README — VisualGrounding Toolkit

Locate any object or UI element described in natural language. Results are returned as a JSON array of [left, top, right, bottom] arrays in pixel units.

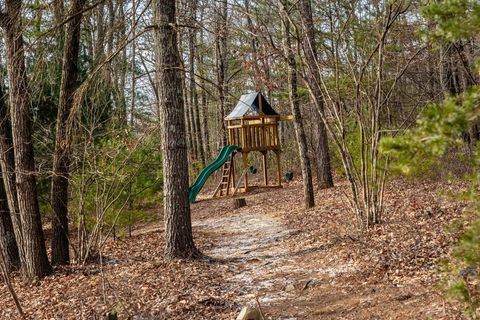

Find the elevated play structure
[[189, 92, 290, 203]]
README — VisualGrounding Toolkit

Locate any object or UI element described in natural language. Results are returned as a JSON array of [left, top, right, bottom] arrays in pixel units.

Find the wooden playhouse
[[214, 92, 291, 197]]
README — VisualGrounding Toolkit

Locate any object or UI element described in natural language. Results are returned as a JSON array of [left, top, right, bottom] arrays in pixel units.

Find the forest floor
[[0, 177, 469, 319]]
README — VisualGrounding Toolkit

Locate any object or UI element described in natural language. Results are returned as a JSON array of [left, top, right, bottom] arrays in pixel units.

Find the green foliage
[[381, 87, 480, 318], [330, 119, 361, 177], [381, 87, 480, 175], [423, 0, 480, 42], [71, 133, 162, 236], [382, 2, 480, 315], [441, 210, 480, 318]]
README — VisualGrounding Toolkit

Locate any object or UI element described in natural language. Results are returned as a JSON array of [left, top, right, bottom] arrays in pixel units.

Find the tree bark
[[93, 2, 106, 64], [189, 0, 205, 166], [280, 0, 315, 209], [51, 0, 86, 266], [439, 42, 464, 96], [0, 0, 52, 279], [0, 175, 19, 272], [215, 0, 228, 146], [183, 74, 196, 159], [0, 78, 22, 273], [197, 13, 211, 159], [154, 0, 200, 259], [200, 88, 210, 159], [298, 0, 334, 189]]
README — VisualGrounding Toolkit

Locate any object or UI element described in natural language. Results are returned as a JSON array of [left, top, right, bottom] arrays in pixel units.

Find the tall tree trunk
[[154, 0, 200, 258], [111, 1, 128, 126], [0, 81, 19, 273], [179, 29, 195, 160], [0, 79, 22, 273], [187, 90, 199, 161], [215, 0, 228, 146], [0, 0, 52, 279], [200, 86, 210, 159], [52, 0, 65, 87], [51, 0, 86, 266], [440, 43, 460, 96], [189, 0, 205, 166], [280, 1, 315, 209], [299, 0, 334, 189], [0, 175, 19, 272], [130, 0, 136, 128], [184, 75, 196, 160], [94, 2, 106, 64], [197, 14, 211, 159], [244, 0, 262, 90]]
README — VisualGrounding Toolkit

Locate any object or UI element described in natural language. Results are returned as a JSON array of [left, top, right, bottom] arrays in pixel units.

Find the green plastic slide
[[188, 145, 240, 203]]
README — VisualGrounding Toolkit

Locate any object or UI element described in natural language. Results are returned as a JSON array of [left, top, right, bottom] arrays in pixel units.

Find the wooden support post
[[233, 169, 247, 196], [258, 92, 263, 115], [276, 150, 282, 187], [241, 119, 246, 149], [226, 160, 232, 196], [261, 117, 266, 147], [231, 153, 236, 193], [227, 119, 232, 145], [242, 152, 249, 192], [262, 151, 268, 186]]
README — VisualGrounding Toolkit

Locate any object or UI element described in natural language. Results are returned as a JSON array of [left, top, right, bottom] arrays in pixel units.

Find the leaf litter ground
[[0, 178, 468, 319]]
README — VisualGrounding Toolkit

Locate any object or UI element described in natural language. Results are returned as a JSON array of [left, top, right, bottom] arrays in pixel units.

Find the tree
[[51, 0, 87, 265], [0, 177, 19, 272], [0, 0, 51, 279], [0, 70, 20, 273], [298, 0, 334, 189], [215, 0, 228, 146], [279, 0, 315, 209], [188, 0, 206, 166], [154, 0, 200, 258], [0, 76, 19, 273], [197, 4, 211, 159]]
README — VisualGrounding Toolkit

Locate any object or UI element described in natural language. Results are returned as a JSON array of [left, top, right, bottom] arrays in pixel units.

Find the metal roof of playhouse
[[225, 92, 279, 119]]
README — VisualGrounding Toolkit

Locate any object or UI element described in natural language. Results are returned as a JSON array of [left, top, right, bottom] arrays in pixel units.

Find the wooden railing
[[227, 123, 280, 152]]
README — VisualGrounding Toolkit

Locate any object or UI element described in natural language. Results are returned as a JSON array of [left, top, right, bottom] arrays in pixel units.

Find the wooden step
[[213, 155, 235, 198]]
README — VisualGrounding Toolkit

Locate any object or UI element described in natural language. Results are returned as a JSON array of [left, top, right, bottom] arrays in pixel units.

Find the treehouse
[[213, 92, 291, 197]]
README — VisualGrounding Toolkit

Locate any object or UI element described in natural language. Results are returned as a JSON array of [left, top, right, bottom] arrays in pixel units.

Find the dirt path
[[191, 181, 463, 319], [193, 199, 356, 319], [195, 212, 295, 302]]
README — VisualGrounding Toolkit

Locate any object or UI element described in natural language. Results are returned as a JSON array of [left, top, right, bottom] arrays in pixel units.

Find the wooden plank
[[262, 151, 268, 186], [261, 117, 266, 148], [276, 150, 282, 187], [232, 169, 247, 196], [274, 125, 279, 146], [268, 126, 272, 147], [226, 155, 233, 195], [213, 179, 224, 197], [241, 120, 246, 149], [242, 152, 249, 192], [231, 154, 236, 192]]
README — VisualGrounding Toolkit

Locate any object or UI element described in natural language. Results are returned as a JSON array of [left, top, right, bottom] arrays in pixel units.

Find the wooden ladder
[[213, 156, 234, 197]]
